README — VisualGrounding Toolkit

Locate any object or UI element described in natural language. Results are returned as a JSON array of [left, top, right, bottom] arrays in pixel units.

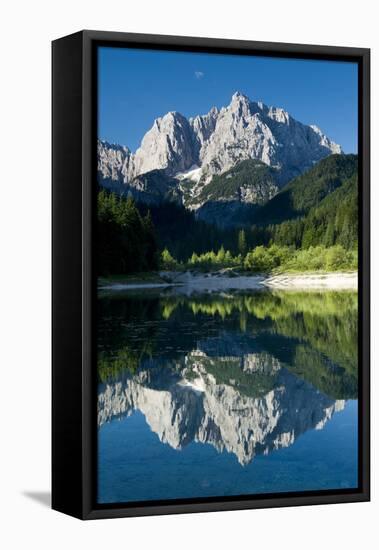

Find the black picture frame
[[52, 30, 370, 520]]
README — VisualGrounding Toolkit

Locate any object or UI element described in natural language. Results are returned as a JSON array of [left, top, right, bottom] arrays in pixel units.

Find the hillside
[[253, 154, 358, 226], [265, 161, 358, 250], [184, 158, 279, 206], [183, 158, 280, 226]]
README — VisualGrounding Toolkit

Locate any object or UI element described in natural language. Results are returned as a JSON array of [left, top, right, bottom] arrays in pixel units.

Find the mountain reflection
[[97, 289, 357, 465]]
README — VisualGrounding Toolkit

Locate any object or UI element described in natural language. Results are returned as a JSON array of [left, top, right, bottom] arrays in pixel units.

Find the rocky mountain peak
[[98, 91, 343, 207], [228, 91, 253, 117], [267, 105, 291, 124], [209, 105, 219, 116], [231, 90, 250, 104]]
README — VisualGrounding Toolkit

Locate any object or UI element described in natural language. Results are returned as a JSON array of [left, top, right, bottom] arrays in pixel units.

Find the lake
[[96, 287, 358, 504]]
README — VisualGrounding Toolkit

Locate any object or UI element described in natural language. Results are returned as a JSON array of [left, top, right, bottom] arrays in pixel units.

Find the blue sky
[[98, 47, 358, 153]]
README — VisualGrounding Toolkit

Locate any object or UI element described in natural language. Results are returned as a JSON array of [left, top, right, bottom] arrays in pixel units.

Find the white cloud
[[194, 71, 204, 79]]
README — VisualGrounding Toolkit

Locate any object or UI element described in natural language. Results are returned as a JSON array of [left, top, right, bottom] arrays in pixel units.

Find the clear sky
[[98, 46, 358, 153]]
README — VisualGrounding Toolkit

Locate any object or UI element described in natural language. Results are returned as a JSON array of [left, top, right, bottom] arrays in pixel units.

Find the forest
[[97, 190, 158, 275], [97, 154, 359, 276]]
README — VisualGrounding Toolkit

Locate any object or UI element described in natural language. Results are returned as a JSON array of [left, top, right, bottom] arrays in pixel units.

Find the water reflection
[[97, 289, 358, 499]]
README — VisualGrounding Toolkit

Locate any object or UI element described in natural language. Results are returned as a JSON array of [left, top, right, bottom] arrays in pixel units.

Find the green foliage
[[189, 158, 279, 205], [129, 169, 179, 202], [137, 200, 243, 261], [279, 244, 357, 272], [216, 245, 225, 263], [97, 190, 159, 276], [300, 175, 358, 249], [161, 290, 358, 399], [98, 290, 358, 400], [164, 242, 356, 274], [187, 247, 241, 270], [97, 155, 359, 277], [161, 248, 178, 270], [238, 229, 247, 255], [244, 244, 292, 272], [147, 156, 358, 268], [98, 338, 155, 383], [265, 174, 358, 252], [189, 355, 278, 398], [98, 346, 140, 383], [254, 154, 358, 225]]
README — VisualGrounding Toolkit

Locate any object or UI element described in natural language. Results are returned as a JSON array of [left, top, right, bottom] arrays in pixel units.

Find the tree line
[[161, 243, 357, 273], [97, 189, 158, 275], [98, 176, 358, 276]]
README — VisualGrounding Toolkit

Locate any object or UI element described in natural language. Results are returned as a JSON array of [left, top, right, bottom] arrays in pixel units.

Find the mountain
[[97, 92, 342, 214], [300, 172, 358, 249], [98, 357, 345, 466], [186, 158, 279, 226], [188, 92, 341, 185], [184, 158, 279, 206], [97, 154, 358, 267], [97, 140, 131, 186], [253, 154, 358, 226], [265, 166, 358, 250]]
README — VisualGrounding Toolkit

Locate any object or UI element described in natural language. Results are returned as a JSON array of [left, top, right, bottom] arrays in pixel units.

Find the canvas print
[[96, 47, 358, 505]]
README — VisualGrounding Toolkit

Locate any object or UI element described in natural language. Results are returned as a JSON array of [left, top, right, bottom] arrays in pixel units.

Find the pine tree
[[142, 210, 158, 270], [216, 246, 226, 264], [238, 229, 247, 256]]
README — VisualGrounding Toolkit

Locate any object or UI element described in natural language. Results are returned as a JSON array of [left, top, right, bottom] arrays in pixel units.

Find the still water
[[97, 288, 358, 504]]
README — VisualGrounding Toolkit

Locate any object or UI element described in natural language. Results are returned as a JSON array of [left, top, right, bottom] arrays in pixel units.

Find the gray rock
[[98, 91, 342, 208], [98, 352, 345, 466]]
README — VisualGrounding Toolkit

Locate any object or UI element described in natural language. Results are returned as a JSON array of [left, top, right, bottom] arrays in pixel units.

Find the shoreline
[[262, 272, 357, 290], [99, 270, 358, 292]]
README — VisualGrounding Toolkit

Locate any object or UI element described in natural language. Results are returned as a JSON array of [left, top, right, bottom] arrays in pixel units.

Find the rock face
[[97, 351, 345, 466], [98, 91, 342, 205], [97, 140, 131, 184], [134, 112, 196, 177], [195, 93, 341, 184], [184, 158, 280, 224]]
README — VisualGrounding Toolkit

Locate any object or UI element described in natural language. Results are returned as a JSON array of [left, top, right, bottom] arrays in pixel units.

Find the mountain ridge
[[98, 358, 345, 466], [98, 91, 342, 211], [253, 153, 358, 226]]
